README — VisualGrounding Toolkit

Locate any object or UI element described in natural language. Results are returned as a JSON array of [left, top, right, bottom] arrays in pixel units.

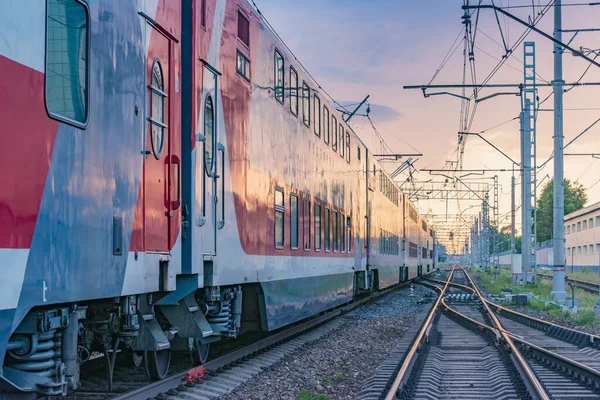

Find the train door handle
[[168, 154, 181, 210]]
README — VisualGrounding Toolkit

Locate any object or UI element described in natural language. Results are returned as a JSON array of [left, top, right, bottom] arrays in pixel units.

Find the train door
[[144, 24, 174, 254], [199, 63, 220, 257]]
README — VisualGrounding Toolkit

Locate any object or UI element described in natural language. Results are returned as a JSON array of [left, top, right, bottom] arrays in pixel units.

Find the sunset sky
[[255, 0, 600, 249]]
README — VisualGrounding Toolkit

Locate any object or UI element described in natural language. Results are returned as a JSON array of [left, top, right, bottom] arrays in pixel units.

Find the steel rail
[[537, 272, 600, 293], [110, 271, 438, 400], [461, 267, 550, 400], [383, 266, 455, 400]]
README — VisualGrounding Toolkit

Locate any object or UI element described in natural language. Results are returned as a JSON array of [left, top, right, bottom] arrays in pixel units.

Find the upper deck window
[[314, 95, 321, 137], [236, 51, 250, 81], [238, 11, 250, 47], [45, 0, 89, 127], [339, 125, 344, 158], [332, 116, 338, 151], [346, 132, 350, 163], [323, 107, 330, 144], [302, 82, 310, 127], [290, 68, 298, 116], [274, 50, 284, 104]]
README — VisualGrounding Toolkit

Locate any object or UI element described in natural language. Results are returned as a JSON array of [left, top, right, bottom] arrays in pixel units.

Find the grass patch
[[298, 388, 329, 400], [471, 268, 600, 328], [566, 268, 600, 284]]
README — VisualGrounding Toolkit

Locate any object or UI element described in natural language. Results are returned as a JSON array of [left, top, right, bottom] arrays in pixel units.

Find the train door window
[[148, 59, 166, 159], [204, 95, 215, 175], [324, 208, 331, 251], [237, 10, 250, 47], [323, 107, 330, 144], [200, 0, 207, 27], [290, 67, 298, 116], [302, 82, 310, 127], [347, 215, 352, 253], [314, 204, 322, 251], [346, 132, 350, 163], [290, 194, 298, 249], [45, 0, 89, 127], [379, 230, 383, 255], [274, 188, 284, 249], [274, 50, 284, 104], [303, 198, 311, 250], [332, 116, 338, 151], [236, 51, 250, 81], [339, 125, 344, 158], [333, 211, 338, 252], [341, 214, 346, 252], [314, 95, 321, 136]]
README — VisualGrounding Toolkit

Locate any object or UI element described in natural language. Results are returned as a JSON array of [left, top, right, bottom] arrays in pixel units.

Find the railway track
[[360, 266, 600, 400], [64, 273, 432, 400], [537, 272, 600, 294]]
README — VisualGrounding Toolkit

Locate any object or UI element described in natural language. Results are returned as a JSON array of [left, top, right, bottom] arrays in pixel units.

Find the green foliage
[[298, 389, 329, 400], [536, 179, 587, 243]]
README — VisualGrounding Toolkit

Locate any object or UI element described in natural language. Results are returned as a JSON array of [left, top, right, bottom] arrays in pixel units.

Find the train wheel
[[191, 339, 210, 365], [144, 349, 171, 381]]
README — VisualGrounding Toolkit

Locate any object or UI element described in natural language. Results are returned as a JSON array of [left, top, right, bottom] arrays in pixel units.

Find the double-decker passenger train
[[0, 0, 436, 397]]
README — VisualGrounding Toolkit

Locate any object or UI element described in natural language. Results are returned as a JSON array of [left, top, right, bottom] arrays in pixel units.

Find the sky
[[254, 0, 600, 251]]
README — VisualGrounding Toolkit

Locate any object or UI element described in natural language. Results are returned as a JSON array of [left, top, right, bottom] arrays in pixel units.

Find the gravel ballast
[[218, 284, 434, 400]]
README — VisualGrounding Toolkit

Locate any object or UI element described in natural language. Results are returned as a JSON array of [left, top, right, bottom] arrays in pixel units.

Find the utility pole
[[552, 0, 568, 300], [511, 174, 517, 284]]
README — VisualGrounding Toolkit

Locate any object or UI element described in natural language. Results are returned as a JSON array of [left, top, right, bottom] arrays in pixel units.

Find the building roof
[[565, 201, 600, 221]]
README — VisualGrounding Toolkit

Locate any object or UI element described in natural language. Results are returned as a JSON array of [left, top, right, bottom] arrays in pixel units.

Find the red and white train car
[[0, 0, 435, 397]]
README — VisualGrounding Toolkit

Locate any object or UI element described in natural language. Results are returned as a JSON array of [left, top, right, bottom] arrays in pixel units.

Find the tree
[[536, 179, 587, 243]]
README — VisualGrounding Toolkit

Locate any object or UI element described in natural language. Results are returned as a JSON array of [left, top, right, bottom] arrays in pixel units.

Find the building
[[565, 201, 600, 269]]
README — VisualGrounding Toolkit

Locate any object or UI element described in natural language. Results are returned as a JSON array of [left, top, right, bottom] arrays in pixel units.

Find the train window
[[314, 95, 321, 136], [238, 11, 250, 47], [341, 214, 346, 252], [149, 59, 166, 159], [347, 215, 352, 253], [45, 0, 89, 127], [409, 242, 418, 258], [324, 208, 331, 251], [339, 125, 344, 158], [200, 0, 207, 27], [332, 116, 338, 151], [290, 67, 298, 116], [302, 82, 310, 127], [204, 95, 215, 175], [274, 50, 284, 104], [303, 198, 311, 250], [314, 204, 322, 251], [236, 51, 250, 81], [291, 194, 299, 249], [357, 146, 361, 161], [275, 188, 284, 248], [346, 132, 350, 163], [323, 107, 330, 144], [333, 211, 338, 252]]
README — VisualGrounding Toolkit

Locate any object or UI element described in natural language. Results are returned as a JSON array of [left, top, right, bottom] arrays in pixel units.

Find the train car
[[0, 0, 435, 397]]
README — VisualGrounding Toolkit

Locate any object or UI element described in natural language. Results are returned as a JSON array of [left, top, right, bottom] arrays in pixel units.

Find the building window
[[237, 11, 250, 47], [341, 214, 346, 252], [597, 244, 600, 253], [583, 220, 588, 230], [577, 222, 581, 231], [590, 244, 595, 254], [323, 107, 330, 144], [303, 198, 311, 251], [314, 204, 322, 251], [332, 116, 338, 151], [590, 218, 594, 228], [596, 217, 600, 228], [567, 225, 571, 234], [333, 211, 339, 252], [578, 246, 582, 254], [339, 125, 344, 158], [302, 82, 310, 127], [236, 50, 250, 81], [346, 132, 351, 163], [45, 0, 89, 127], [274, 50, 284, 104], [324, 208, 331, 251], [290, 67, 298, 116], [583, 245, 588, 254], [567, 247, 571, 257], [290, 194, 298, 249], [274, 188, 284, 248], [314, 95, 321, 136]]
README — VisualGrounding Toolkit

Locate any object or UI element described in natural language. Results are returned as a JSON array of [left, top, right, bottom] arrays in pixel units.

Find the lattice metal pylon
[[521, 41, 537, 283], [481, 195, 490, 271], [492, 175, 499, 268]]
